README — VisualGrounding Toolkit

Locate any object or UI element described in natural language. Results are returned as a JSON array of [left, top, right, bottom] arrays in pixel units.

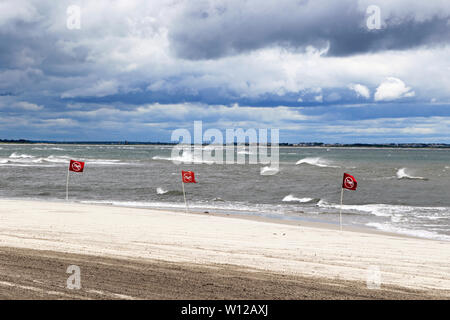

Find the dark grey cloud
[[327, 17, 450, 56], [169, 0, 450, 60]]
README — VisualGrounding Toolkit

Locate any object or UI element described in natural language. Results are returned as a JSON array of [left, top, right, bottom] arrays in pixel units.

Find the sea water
[[0, 144, 449, 241]]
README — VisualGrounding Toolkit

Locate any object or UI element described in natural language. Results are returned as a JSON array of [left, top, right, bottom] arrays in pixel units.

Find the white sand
[[0, 199, 449, 294]]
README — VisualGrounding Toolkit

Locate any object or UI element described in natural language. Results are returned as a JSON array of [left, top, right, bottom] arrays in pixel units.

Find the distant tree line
[[0, 139, 449, 148], [0, 139, 31, 143]]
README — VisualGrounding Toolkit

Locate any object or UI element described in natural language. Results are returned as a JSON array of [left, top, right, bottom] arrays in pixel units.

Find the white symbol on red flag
[[342, 173, 357, 190], [181, 170, 197, 183], [69, 160, 85, 173]]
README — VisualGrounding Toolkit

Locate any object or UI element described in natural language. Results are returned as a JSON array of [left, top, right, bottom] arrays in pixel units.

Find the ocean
[[0, 144, 449, 241]]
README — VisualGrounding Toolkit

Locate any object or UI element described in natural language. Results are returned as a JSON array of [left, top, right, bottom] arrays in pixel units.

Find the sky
[[0, 0, 449, 143]]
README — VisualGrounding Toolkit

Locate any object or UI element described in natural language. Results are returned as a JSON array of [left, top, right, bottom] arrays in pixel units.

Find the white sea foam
[[9, 153, 34, 159], [203, 145, 222, 151], [366, 222, 450, 241], [156, 187, 168, 194], [260, 166, 279, 175], [237, 148, 255, 155], [317, 201, 446, 218], [88, 159, 127, 165], [45, 155, 70, 163], [80, 200, 287, 215], [396, 168, 427, 180], [31, 146, 65, 151], [295, 157, 338, 168], [153, 149, 214, 164], [317, 201, 395, 217], [282, 195, 314, 203], [0, 154, 128, 167]]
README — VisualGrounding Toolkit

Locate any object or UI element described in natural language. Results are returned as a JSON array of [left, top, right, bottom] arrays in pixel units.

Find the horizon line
[[1, 139, 450, 147]]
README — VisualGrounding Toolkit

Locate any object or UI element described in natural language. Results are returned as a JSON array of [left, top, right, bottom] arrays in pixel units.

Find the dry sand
[[0, 199, 449, 299]]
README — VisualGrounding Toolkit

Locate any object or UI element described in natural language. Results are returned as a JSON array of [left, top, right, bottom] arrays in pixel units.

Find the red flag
[[181, 170, 197, 183], [69, 160, 85, 173], [342, 173, 357, 190]]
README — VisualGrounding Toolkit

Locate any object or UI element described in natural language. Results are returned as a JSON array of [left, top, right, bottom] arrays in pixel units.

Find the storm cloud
[[169, 0, 450, 59]]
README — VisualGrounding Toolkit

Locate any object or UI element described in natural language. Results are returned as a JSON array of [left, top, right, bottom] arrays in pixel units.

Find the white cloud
[[0, 97, 43, 111], [0, 0, 40, 27], [60, 102, 315, 131], [61, 80, 119, 98], [39, 118, 78, 127], [321, 116, 450, 136], [14, 101, 44, 111], [349, 84, 370, 99], [374, 77, 415, 101]]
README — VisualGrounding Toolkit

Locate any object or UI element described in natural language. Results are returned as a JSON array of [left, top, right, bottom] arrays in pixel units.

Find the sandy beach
[[0, 199, 449, 299]]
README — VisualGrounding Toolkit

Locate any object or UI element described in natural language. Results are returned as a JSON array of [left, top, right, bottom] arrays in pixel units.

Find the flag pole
[[66, 169, 70, 201], [339, 187, 344, 231], [181, 178, 188, 213]]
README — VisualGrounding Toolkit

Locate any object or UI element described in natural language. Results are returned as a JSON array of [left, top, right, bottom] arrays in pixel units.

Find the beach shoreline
[[0, 199, 449, 299], [79, 199, 425, 239], [1, 197, 425, 240]]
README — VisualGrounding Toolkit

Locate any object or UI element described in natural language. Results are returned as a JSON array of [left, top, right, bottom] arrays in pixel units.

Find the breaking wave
[[156, 187, 168, 194], [0, 153, 129, 167], [317, 200, 447, 218], [260, 166, 279, 175], [366, 222, 450, 241], [296, 157, 338, 168], [237, 148, 256, 155], [282, 195, 315, 203], [396, 168, 427, 180], [80, 199, 286, 215], [152, 149, 214, 164], [9, 153, 34, 159]]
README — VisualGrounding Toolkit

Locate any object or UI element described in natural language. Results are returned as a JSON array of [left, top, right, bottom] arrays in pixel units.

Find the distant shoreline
[[1, 140, 450, 148]]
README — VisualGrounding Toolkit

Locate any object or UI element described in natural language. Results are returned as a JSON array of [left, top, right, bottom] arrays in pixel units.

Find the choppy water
[[0, 144, 449, 241]]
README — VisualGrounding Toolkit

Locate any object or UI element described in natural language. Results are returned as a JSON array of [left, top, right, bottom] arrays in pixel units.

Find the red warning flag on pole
[[181, 170, 196, 214], [342, 173, 357, 190], [66, 160, 85, 201], [69, 160, 85, 173], [339, 173, 357, 231], [181, 170, 197, 183]]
